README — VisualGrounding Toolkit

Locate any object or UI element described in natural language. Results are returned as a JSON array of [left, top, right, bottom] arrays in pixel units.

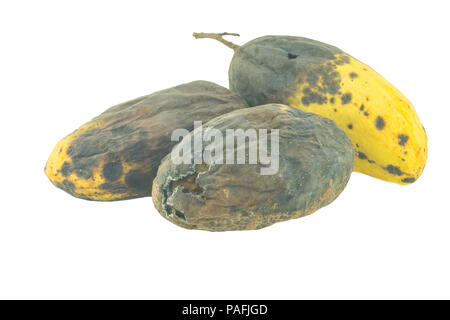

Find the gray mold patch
[[229, 36, 348, 107]]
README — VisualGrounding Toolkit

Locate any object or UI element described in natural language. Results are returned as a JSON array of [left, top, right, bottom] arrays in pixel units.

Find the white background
[[0, 0, 449, 299]]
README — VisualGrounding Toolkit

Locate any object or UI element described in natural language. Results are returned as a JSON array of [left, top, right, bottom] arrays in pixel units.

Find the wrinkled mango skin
[[45, 81, 249, 200], [152, 104, 354, 231], [229, 36, 427, 184]]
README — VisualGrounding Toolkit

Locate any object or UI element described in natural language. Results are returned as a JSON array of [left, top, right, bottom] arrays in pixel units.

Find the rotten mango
[[152, 104, 354, 231], [194, 33, 427, 184], [45, 81, 249, 200]]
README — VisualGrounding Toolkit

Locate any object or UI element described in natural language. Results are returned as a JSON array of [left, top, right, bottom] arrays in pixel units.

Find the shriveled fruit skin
[[152, 104, 354, 231], [45, 81, 249, 200], [229, 36, 427, 184]]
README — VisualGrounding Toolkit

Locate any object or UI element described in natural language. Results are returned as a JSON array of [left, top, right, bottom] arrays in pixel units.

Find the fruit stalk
[[192, 32, 240, 51]]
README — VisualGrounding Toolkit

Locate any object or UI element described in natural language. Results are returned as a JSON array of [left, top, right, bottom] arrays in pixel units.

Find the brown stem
[[192, 32, 240, 52]]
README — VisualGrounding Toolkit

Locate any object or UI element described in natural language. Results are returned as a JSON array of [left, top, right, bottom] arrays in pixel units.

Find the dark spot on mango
[[330, 97, 335, 104], [375, 116, 385, 130], [402, 177, 416, 183], [334, 108, 337, 112], [125, 170, 151, 193], [385, 165, 403, 176], [341, 93, 352, 104], [357, 152, 367, 160], [360, 105, 364, 111], [103, 161, 123, 181], [287, 53, 298, 59], [368, 160, 375, 164], [347, 124, 353, 129], [398, 134, 409, 146], [301, 88, 327, 106], [174, 210, 186, 220], [301, 96, 309, 106], [66, 129, 105, 158], [61, 162, 73, 177], [349, 72, 358, 79], [364, 112, 369, 117], [298, 63, 341, 96]]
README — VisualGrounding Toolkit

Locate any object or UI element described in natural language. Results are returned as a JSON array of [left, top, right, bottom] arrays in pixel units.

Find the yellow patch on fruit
[[44, 121, 147, 200], [287, 54, 427, 184]]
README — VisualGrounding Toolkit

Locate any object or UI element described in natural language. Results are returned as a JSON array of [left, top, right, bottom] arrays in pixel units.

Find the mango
[[45, 81, 249, 200], [194, 33, 427, 184], [152, 104, 354, 231]]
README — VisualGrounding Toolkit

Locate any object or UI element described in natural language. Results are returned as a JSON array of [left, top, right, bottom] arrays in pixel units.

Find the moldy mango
[[45, 81, 249, 200], [194, 32, 427, 184]]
